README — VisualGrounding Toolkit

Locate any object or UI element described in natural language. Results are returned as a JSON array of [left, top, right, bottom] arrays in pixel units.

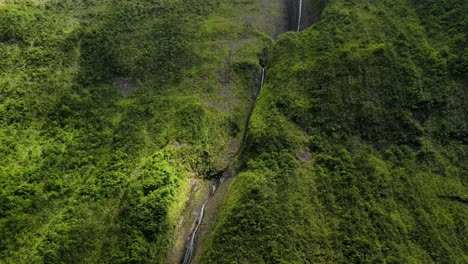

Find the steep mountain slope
[[0, 0, 276, 262], [202, 0, 467, 263], [1, 0, 466, 263]]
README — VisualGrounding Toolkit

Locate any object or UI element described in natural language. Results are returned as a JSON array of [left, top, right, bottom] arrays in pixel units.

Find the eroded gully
[[181, 67, 266, 264], [180, 1, 309, 263]]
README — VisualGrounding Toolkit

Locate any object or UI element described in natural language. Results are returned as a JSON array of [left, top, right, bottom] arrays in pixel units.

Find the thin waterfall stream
[[180, 0, 310, 261], [182, 201, 208, 264], [297, 0, 303, 31], [181, 67, 266, 264], [260, 67, 265, 94]]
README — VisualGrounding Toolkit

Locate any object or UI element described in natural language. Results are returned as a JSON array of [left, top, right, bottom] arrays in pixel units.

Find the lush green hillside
[[202, 0, 467, 263], [0, 0, 272, 262], [1, 0, 466, 263]]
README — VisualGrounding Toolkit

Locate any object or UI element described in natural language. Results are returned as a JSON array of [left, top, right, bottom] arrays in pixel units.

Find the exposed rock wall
[[286, 0, 323, 31]]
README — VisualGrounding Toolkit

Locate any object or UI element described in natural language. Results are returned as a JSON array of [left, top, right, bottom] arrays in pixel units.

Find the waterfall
[[297, 0, 303, 31], [260, 67, 265, 91], [254, 68, 266, 97], [182, 201, 209, 264], [180, 66, 266, 264]]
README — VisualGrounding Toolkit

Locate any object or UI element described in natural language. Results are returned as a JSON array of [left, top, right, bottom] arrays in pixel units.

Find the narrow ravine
[[181, 67, 266, 264], [179, 0, 319, 262], [182, 201, 207, 264], [240, 67, 266, 152]]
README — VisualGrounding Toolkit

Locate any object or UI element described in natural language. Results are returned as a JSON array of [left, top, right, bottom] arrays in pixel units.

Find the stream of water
[[181, 67, 266, 264], [297, 0, 303, 31], [260, 67, 265, 93], [182, 201, 208, 264], [180, 0, 313, 261]]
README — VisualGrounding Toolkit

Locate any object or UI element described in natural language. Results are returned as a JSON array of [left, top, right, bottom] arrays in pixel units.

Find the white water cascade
[[182, 201, 208, 264], [181, 66, 266, 264], [297, 0, 303, 31], [260, 67, 265, 93]]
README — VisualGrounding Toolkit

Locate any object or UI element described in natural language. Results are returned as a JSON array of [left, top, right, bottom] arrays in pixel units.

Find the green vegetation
[[1, 0, 466, 263], [0, 0, 271, 262], [202, 0, 467, 263]]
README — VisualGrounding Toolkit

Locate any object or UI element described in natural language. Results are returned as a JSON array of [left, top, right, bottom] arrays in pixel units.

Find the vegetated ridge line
[[297, 0, 303, 31]]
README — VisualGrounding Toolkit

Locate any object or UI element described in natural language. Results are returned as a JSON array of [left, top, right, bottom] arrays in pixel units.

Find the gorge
[[179, 1, 319, 262], [0, 0, 466, 263]]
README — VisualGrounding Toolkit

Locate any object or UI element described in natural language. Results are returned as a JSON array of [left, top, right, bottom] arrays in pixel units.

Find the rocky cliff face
[[286, 0, 323, 31]]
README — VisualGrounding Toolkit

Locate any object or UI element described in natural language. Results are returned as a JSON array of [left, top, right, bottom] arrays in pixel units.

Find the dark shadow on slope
[[286, 0, 324, 31]]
